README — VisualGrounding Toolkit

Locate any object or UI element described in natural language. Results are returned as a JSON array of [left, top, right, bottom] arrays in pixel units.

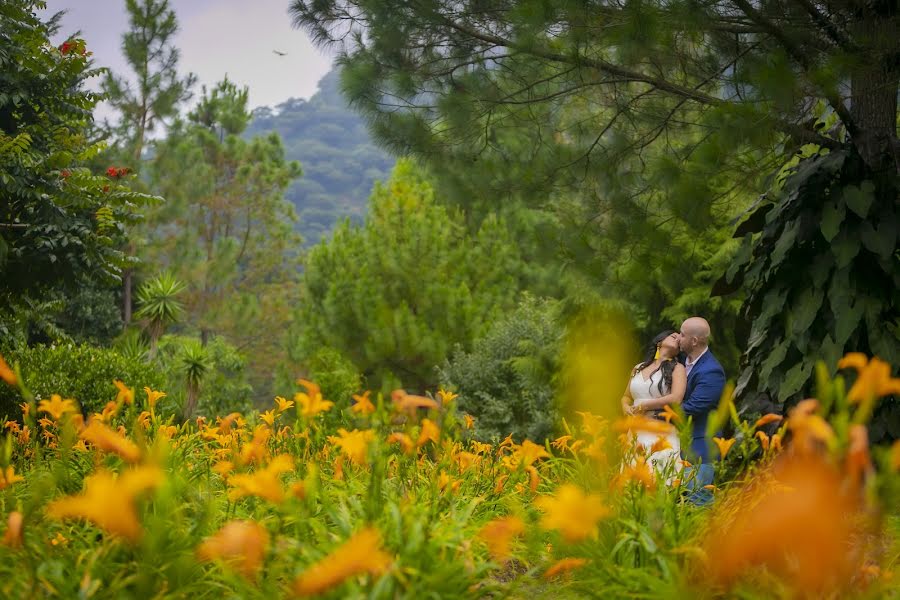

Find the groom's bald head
[[679, 316, 710, 356]]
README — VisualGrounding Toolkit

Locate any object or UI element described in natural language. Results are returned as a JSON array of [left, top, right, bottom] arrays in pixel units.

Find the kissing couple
[[620, 316, 727, 505]]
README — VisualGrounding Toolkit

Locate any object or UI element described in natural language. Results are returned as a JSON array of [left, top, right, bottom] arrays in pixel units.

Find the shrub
[[439, 295, 562, 443], [0, 343, 164, 417]]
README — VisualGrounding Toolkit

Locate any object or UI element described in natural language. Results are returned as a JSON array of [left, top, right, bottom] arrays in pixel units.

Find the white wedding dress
[[628, 366, 681, 475]]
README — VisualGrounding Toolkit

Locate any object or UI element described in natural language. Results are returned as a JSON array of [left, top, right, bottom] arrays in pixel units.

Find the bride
[[620, 330, 686, 474]]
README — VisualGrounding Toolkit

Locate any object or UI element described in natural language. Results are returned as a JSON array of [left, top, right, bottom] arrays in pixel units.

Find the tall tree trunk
[[123, 269, 133, 326], [848, 4, 899, 174]]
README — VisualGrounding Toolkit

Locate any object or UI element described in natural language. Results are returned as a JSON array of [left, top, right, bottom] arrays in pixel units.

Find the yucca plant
[[178, 340, 210, 419], [135, 273, 186, 359]]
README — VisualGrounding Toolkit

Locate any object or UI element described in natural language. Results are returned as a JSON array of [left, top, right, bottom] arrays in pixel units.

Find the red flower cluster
[[60, 169, 71, 179], [59, 39, 88, 57], [106, 167, 130, 178]]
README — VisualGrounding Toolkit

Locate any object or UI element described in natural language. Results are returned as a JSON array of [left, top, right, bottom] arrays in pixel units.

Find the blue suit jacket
[[680, 350, 726, 463]]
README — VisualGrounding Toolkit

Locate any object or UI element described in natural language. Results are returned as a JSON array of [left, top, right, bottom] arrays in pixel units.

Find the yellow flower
[[79, 420, 141, 463], [158, 425, 178, 439], [351, 391, 375, 415], [295, 380, 334, 418], [0, 354, 16, 387], [38, 394, 77, 420], [576, 412, 606, 437], [713, 437, 736, 459], [535, 484, 610, 543], [416, 418, 441, 448], [544, 557, 589, 579], [650, 435, 672, 453], [437, 388, 459, 404], [50, 532, 68, 547], [197, 520, 270, 580], [754, 413, 783, 428], [787, 406, 835, 454], [454, 451, 480, 472], [838, 354, 900, 403], [478, 516, 525, 561], [463, 414, 475, 430], [755, 430, 770, 451], [137, 411, 151, 430], [260, 410, 277, 427], [615, 457, 655, 490], [274, 396, 295, 412], [113, 380, 134, 405], [614, 415, 674, 436], [0, 466, 24, 490], [2, 511, 23, 548], [328, 429, 375, 465], [551, 435, 573, 452], [387, 432, 415, 455], [143, 387, 166, 410], [46, 465, 164, 542], [438, 470, 461, 493], [292, 527, 392, 596], [228, 454, 294, 504]]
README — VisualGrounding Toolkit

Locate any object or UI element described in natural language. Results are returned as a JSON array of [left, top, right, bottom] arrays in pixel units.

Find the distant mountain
[[246, 67, 395, 245]]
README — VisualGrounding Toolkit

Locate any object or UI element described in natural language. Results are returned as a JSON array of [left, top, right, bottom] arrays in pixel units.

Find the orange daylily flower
[[328, 429, 375, 465], [79, 420, 141, 463], [660, 404, 681, 424], [576, 411, 606, 437], [755, 430, 770, 451], [228, 454, 294, 504], [845, 424, 873, 485], [0, 354, 16, 386], [392, 390, 439, 413], [137, 411, 151, 429], [197, 520, 270, 580], [713, 437, 736, 459], [544, 557, 590, 579], [351, 391, 375, 415], [754, 413, 783, 428], [295, 380, 334, 418], [0, 466, 24, 490], [463, 414, 475, 430], [478, 516, 525, 561], [260, 410, 277, 427], [46, 465, 164, 542], [650, 435, 672, 453], [274, 396, 295, 413], [616, 457, 656, 490], [416, 418, 440, 448], [535, 484, 610, 542], [113, 380, 134, 405], [436, 389, 459, 404], [2, 511, 23, 548], [551, 435, 573, 452], [291, 527, 392, 596], [38, 394, 77, 420], [387, 432, 414, 455], [837, 354, 900, 403], [143, 387, 166, 410], [614, 415, 675, 436]]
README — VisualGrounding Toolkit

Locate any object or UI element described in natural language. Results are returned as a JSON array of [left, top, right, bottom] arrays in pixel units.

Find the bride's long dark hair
[[633, 330, 677, 395]]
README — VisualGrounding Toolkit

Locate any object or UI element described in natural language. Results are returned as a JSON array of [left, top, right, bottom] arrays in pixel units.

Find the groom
[[678, 316, 726, 505]]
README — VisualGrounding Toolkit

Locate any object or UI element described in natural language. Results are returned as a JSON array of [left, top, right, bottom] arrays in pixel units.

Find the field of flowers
[[0, 352, 898, 599]]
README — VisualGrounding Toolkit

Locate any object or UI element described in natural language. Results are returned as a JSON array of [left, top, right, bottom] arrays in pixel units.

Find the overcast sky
[[43, 0, 335, 116]]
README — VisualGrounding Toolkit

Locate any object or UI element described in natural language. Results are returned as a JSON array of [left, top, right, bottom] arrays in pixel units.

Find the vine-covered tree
[[291, 0, 899, 415], [287, 159, 521, 391]]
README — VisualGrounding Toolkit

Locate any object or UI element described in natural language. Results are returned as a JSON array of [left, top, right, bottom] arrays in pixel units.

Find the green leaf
[[770, 220, 799, 268], [819, 200, 844, 242], [778, 359, 813, 399], [791, 286, 824, 336], [860, 219, 897, 261], [831, 230, 860, 268], [759, 338, 789, 382], [842, 181, 874, 218]]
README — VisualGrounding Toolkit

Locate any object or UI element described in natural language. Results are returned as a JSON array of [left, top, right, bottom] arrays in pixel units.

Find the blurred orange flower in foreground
[[0, 354, 17, 386], [79, 420, 141, 463], [292, 527, 392, 596], [478, 516, 525, 561], [702, 454, 873, 594], [2, 512, 23, 548], [46, 466, 164, 542], [535, 484, 610, 542], [544, 557, 589, 579], [197, 520, 269, 580], [838, 353, 900, 403]]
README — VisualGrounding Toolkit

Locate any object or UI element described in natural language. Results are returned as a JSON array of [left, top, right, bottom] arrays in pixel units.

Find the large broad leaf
[[791, 286, 824, 336], [770, 221, 799, 269], [843, 180, 875, 218], [834, 298, 865, 346], [778, 359, 814, 399], [817, 334, 841, 372], [860, 218, 897, 261], [819, 200, 844, 242], [759, 338, 790, 382], [831, 229, 861, 268]]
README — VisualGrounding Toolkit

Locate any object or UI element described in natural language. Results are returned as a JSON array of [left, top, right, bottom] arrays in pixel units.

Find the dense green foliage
[[440, 296, 562, 443], [0, 343, 163, 417], [0, 0, 156, 341], [247, 68, 394, 245], [291, 0, 900, 418], [287, 159, 521, 392]]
